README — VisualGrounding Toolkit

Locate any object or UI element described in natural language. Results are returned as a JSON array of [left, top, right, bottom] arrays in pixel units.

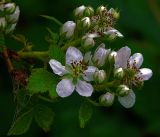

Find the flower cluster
[[49, 5, 153, 108], [0, 1, 20, 34]]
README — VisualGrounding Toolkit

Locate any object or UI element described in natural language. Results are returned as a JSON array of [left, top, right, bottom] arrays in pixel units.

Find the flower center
[[124, 60, 144, 87], [71, 60, 87, 77], [90, 10, 116, 34]]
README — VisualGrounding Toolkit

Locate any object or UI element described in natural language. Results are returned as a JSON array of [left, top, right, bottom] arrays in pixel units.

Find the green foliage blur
[[0, 0, 160, 137]]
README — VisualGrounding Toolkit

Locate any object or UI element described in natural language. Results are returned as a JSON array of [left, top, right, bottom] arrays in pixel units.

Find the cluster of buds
[[0, 1, 20, 34], [60, 5, 123, 48], [49, 5, 153, 109]]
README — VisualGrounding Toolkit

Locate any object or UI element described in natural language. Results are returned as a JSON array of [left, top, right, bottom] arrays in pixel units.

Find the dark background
[[0, 0, 160, 137]]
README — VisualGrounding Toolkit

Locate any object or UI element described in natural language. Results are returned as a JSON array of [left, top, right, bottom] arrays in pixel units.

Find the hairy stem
[[18, 51, 48, 60]]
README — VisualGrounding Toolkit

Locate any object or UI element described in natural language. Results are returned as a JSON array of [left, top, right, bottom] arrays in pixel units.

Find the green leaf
[[27, 68, 57, 98], [49, 44, 65, 64], [35, 105, 54, 132], [7, 109, 33, 136], [79, 101, 93, 128]]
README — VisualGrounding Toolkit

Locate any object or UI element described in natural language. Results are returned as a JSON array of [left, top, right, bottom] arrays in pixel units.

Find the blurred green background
[[1, 0, 160, 137]]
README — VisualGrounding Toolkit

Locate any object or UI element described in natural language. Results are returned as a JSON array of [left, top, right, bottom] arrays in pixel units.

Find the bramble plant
[[0, 1, 153, 135]]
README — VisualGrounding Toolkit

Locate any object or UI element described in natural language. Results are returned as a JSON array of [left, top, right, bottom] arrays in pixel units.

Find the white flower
[[92, 43, 111, 66], [6, 6, 20, 24], [81, 17, 91, 28], [115, 46, 153, 84], [74, 5, 86, 18], [60, 21, 76, 38], [115, 46, 152, 108], [104, 27, 123, 38], [49, 47, 97, 97]]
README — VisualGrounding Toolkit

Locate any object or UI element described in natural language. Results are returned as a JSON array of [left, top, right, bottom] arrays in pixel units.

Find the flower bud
[[81, 36, 95, 48], [108, 8, 120, 19], [93, 44, 111, 67], [74, 5, 86, 18], [108, 51, 117, 63], [94, 70, 106, 83], [114, 68, 124, 79], [84, 6, 94, 17], [117, 85, 130, 96], [99, 92, 115, 107], [60, 21, 76, 38], [0, 17, 6, 30], [96, 5, 107, 14], [81, 17, 91, 28], [4, 3, 16, 14], [6, 6, 20, 24]]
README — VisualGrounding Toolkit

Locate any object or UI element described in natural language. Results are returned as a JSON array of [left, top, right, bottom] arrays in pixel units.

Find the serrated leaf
[[7, 109, 33, 136], [27, 68, 57, 98], [79, 101, 93, 128], [49, 44, 65, 64], [35, 105, 54, 132]]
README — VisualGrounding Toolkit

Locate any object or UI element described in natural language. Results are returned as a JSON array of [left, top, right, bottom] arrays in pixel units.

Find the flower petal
[[115, 46, 131, 69], [118, 90, 136, 108], [66, 47, 83, 65], [56, 79, 75, 97], [49, 59, 68, 76], [104, 28, 123, 38], [76, 79, 93, 97], [83, 66, 97, 81], [139, 68, 153, 81], [93, 43, 110, 66], [129, 53, 143, 68]]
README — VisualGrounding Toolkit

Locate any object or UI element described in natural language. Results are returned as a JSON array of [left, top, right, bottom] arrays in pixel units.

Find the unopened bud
[[74, 5, 86, 18], [81, 36, 95, 48], [4, 3, 16, 14], [108, 51, 117, 63], [81, 17, 91, 28], [84, 6, 94, 17], [99, 92, 115, 107], [114, 68, 124, 79], [0, 17, 6, 30], [96, 5, 107, 14], [94, 70, 106, 83], [108, 8, 120, 19], [104, 28, 123, 40], [60, 21, 76, 38], [6, 6, 20, 24], [117, 85, 130, 96]]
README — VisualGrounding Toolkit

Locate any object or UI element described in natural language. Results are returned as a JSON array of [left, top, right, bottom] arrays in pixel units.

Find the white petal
[[49, 59, 68, 76], [115, 46, 131, 69], [66, 47, 83, 65], [118, 90, 136, 108], [87, 33, 100, 38], [76, 80, 93, 97], [56, 79, 75, 97], [104, 28, 123, 37], [75, 5, 86, 16], [139, 68, 153, 81], [129, 53, 143, 68], [93, 44, 110, 66], [83, 66, 97, 81]]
